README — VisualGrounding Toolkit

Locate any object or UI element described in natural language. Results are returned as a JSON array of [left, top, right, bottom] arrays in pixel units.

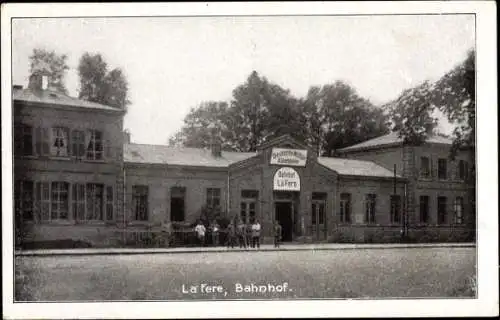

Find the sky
[[12, 15, 475, 145]]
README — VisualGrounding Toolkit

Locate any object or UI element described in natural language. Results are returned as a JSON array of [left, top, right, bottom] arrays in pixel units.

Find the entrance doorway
[[312, 192, 327, 241], [275, 202, 293, 242]]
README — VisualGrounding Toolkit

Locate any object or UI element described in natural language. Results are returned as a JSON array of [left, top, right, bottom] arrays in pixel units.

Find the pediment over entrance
[[256, 134, 318, 166], [257, 134, 314, 154]]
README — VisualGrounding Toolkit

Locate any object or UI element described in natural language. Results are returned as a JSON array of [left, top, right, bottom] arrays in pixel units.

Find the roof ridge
[[318, 156, 377, 163], [125, 143, 257, 154]]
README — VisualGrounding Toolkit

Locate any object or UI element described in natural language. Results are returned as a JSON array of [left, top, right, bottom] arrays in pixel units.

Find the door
[[275, 202, 293, 241], [312, 192, 327, 241]]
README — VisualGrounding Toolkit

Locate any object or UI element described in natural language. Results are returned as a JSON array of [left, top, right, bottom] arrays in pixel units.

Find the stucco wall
[[124, 165, 228, 226]]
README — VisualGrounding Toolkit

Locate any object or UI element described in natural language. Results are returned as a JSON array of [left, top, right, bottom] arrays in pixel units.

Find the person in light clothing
[[210, 220, 220, 246], [194, 220, 206, 247], [251, 219, 262, 249]]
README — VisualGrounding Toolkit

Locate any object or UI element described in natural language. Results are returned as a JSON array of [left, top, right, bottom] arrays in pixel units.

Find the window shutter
[[42, 128, 50, 155], [67, 129, 72, 157], [430, 158, 435, 178], [105, 133, 112, 160]]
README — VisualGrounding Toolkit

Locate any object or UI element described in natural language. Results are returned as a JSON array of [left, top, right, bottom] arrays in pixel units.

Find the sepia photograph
[[2, 2, 498, 319]]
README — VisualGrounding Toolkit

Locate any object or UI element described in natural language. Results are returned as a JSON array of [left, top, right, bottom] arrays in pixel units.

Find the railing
[[118, 229, 233, 248]]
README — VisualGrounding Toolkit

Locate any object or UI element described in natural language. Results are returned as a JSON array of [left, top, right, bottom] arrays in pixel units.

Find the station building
[[13, 76, 475, 247]]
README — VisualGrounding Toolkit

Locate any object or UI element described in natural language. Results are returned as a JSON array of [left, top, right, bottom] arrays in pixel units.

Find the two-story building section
[[13, 74, 126, 247], [337, 131, 475, 242], [13, 78, 474, 247]]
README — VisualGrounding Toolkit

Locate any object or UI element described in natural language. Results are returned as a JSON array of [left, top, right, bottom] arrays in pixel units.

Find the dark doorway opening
[[170, 187, 186, 222], [275, 202, 293, 241]]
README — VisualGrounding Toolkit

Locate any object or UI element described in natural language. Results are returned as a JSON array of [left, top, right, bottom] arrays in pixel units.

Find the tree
[[303, 81, 390, 156], [102, 68, 130, 110], [169, 101, 234, 150], [171, 71, 302, 152], [29, 48, 69, 94], [387, 80, 439, 145], [77, 52, 130, 110], [77, 52, 107, 102], [431, 49, 475, 158], [388, 48, 475, 157]]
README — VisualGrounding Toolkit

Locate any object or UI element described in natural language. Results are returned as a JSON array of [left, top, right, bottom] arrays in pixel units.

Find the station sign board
[[270, 148, 307, 167], [273, 167, 300, 191]]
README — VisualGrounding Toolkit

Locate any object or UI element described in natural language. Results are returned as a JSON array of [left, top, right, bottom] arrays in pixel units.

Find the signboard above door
[[273, 167, 301, 191], [270, 148, 307, 167]]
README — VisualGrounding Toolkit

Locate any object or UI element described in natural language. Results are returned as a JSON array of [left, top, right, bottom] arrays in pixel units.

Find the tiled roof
[[318, 157, 401, 178], [124, 143, 257, 167], [125, 143, 399, 178], [13, 87, 121, 112], [338, 131, 453, 152]]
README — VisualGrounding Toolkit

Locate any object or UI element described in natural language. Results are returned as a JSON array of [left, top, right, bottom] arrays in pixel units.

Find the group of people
[[193, 219, 283, 249]]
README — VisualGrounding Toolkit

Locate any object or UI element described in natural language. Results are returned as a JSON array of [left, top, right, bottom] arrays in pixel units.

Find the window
[[390, 195, 402, 224], [170, 186, 186, 222], [365, 194, 376, 224], [35, 182, 51, 222], [72, 183, 86, 221], [133, 185, 148, 221], [86, 183, 104, 221], [50, 127, 69, 157], [86, 130, 103, 160], [71, 130, 86, 158], [35, 127, 50, 156], [419, 195, 429, 224], [72, 184, 112, 222], [339, 193, 351, 223], [51, 182, 69, 220], [420, 156, 431, 179], [206, 188, 221, 209], [454, 197, 464, 224], [106, 186, 114, 221], [14, 180, 34, 221], [458, 160, 468, 181], [437, 196, 447, 225], [438, 158, 447, 180], [15, 125, 34, 156], [312, 192, 326, 225], [240, 190, 258, 223]]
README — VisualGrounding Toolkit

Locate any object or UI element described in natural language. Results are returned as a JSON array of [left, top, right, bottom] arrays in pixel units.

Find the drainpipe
[[227, 170, 230, 219], [122, 167, 126, 244], [403, 180, 408, 238]]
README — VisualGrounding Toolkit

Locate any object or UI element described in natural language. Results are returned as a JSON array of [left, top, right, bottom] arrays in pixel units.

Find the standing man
[[194, 220, 206, 247], [274, 220, 282, 248], [237, 220, 247, 248], [227, 220, 237, 249], [210, 220, 220, 246], [251, 219, 262, 249]]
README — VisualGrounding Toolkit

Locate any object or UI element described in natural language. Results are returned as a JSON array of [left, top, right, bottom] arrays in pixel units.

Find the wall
[[340, 147, 403, 174], [124, 164, 228, 227], [339, 143, 475, 242], [331, 176, 406, 242], [14, 101, 125, 246]]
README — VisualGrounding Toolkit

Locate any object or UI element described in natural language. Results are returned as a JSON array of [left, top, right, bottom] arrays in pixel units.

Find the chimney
[[210, 133, 222, 158], [28, 74, 42, 91], [28, 74, 49, 91], [123, 130, 131, 144], [211, 142, 222, 157], [42, 75, 48, 90]]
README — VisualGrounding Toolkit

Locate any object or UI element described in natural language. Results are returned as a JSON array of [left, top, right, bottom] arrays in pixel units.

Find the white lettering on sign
[[273, 167, 300, 191], [270, 148, 307, 167]]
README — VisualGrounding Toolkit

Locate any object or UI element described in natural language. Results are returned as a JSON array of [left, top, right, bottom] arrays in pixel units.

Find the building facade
[[13, 80, 475, 247]]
